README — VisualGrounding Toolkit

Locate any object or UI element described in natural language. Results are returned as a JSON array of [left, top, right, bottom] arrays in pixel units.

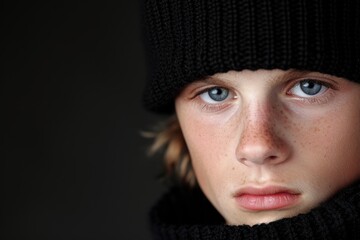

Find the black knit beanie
[[141, 0, 360, 114]]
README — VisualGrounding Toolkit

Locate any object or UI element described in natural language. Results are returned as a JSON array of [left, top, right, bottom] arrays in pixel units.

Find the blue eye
[[300, 80, 322, 95], [290, 80, 328, 97], [200, 87, 230, 103]]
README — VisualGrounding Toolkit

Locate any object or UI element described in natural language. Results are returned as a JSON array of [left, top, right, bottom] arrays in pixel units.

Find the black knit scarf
[[150, 180, 360, 240]]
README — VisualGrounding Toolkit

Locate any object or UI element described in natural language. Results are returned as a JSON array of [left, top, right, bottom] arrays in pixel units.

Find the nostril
[[237, 154, 281, 166], [268, 155, 277, 160], [235, 123, 290, 165], [238, 157, 250, 166]]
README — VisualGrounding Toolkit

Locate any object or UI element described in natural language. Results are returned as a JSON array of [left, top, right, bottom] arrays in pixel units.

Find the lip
[[233, 186, 301, 211]]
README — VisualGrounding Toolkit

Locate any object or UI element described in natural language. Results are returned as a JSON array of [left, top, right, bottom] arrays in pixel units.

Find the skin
[[175, 69, 360, 226]]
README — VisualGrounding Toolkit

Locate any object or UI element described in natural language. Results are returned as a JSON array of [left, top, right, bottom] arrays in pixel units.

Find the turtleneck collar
[[150, 180, 360, 240]]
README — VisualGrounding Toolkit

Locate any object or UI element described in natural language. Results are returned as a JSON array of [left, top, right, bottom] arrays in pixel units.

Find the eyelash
[[192, 86, 236, 112], [285, 78, 336, 104], [191, 78, 337, 112]]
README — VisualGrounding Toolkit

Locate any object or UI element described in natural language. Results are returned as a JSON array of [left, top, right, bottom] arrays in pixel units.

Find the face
[[175, 69, 360, 226]]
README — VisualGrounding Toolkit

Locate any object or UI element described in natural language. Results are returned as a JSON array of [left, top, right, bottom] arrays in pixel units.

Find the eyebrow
[[200, 76, 227, 84], [280, 69, 306, 80], [279, 69, 340, 87]]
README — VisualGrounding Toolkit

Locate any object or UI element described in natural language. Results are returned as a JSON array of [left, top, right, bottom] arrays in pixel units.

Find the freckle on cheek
[[240, 176, 247, 184], [278, 178, 285, 184], [280, 110, 289, 123], [292, 122, 300, 131]]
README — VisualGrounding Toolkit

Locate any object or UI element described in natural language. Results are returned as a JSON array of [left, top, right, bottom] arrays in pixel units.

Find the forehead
[[179, 69, 345, 92], [209, 69, 332, 83]]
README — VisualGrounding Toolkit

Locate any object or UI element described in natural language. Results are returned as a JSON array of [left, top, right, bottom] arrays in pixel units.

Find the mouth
[[233, 186, 301, 211]]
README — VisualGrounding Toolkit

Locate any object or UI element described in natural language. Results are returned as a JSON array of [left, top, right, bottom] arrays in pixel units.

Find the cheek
[[181, 118, 225, 176], [294, 103, 360, 192], [178, 104, 238, 163], [178, 113, 237, 196], [325, 113, 360, 176]]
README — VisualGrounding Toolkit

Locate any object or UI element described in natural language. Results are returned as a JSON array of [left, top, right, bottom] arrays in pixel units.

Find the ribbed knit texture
[[149, 180, 360, 239], [142, 0, 360, 113]]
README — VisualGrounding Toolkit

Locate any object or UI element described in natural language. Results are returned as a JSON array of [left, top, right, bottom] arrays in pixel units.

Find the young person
[[141, 0, 360, 239]]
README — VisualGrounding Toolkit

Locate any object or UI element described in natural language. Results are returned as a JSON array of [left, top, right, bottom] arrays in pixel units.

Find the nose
[[236, 104, 290, 166]]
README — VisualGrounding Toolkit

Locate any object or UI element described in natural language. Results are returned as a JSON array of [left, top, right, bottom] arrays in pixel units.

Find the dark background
[[2, 1, 167, 239]]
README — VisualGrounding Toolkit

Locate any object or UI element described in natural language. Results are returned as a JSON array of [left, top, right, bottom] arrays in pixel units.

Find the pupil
[[300, 80, 322, 95]]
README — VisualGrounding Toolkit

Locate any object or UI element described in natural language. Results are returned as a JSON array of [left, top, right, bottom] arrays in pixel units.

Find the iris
[[208, 87, 229, 101], [300, 80, 322, 95]]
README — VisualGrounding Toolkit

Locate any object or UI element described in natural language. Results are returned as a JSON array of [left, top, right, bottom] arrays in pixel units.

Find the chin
[[226, 211, 302, 226]]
